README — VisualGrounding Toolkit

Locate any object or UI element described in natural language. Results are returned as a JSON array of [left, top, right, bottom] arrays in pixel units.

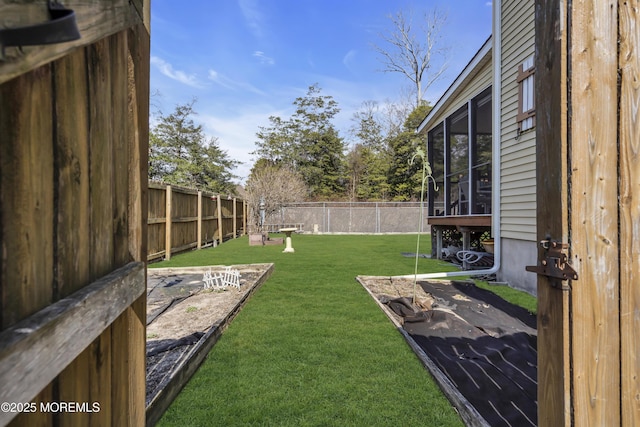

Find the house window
[[427, 87, 492, 217], [517, 55, 535, 132]]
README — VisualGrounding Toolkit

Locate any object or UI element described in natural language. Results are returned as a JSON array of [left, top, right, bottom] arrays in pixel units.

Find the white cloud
[[150, 56, 204, 88], [207, 69, 267, 95], [342, 49, 357, 73], [238, 0, 264, 39], [253, 50, 275, 66]]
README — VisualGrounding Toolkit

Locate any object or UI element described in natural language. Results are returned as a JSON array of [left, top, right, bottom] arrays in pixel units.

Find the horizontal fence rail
[[266, 202, 431, 234], [148, 182, 246, 261]]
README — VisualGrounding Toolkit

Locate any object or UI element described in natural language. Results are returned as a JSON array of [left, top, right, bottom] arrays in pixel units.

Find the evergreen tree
[[149, 100, 239, 193], [347, 101, 391, 200], [387, 104, 432, 200], [252, 84, 346, 199]]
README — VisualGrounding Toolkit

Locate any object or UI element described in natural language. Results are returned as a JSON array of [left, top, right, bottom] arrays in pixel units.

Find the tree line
[[148, 8, 449, 225], [249, 83, 432, 202], [148, 87, 431, 202]]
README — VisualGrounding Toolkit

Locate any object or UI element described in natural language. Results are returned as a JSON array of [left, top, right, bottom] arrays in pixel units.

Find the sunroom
[[417, 38, 493, 267]]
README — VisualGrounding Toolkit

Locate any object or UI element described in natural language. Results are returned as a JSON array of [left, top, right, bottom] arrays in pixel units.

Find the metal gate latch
[[525, 240, 578, 281]]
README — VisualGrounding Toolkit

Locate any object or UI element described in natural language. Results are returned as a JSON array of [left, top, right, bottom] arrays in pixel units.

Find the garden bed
[[145, 264, 273, 426], [357, 276, 537, 427]]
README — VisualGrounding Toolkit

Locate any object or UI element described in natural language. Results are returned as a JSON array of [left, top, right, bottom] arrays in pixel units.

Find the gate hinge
[[525, 240, 578, 283]]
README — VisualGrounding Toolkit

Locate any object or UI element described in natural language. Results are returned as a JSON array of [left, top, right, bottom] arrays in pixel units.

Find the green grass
[[473, 281, 537, 314], [153, 234, 533, 426]]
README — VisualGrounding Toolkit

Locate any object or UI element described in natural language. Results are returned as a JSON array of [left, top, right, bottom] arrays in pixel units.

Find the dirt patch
[[145, 264, 273, 420], [147, 265, 270, 341]]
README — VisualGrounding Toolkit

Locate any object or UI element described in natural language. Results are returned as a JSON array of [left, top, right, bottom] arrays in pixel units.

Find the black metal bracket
[[0, 1, 81, 60], [526, 240, 578, 284]]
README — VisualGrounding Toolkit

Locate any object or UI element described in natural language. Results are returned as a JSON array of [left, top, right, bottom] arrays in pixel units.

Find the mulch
[[381, 280, 537, 427]]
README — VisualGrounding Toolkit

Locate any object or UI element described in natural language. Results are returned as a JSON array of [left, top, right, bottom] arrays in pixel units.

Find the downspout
[[394, 0, 502, 281]]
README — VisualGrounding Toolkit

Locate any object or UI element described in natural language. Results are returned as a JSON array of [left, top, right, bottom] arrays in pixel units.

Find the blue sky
[[150, 1, 493, 182]]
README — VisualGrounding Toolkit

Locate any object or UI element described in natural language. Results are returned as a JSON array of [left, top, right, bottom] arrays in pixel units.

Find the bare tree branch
[[245, 163, 308, 231], [373, 8, 449, 107]]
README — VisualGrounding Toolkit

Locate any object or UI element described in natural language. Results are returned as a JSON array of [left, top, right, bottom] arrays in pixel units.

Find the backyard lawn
[[151, 234, 536, 426]]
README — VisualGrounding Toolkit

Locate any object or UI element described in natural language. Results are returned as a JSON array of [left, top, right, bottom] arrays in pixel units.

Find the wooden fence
[[0, 1, 150, 425], [148, 182, 247, 261]]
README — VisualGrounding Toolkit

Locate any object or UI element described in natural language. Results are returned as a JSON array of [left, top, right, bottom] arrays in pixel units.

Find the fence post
[[233, 197, 237, 238], [197, 191, 202, 249], [165, 184, 172, 260], [243, 200, 247, 236], [217, 194, 223, 243]]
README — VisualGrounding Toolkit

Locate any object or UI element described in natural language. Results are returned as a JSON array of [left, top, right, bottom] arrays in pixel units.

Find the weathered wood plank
[[197, 191, 203, 248], [111, 295, 146, 427], [51, 46, 96, 427], [53, 44, 90, 299], [427, 215, 491, 226], [233, 198, 238, 238], [148, 217, 167, 225], [59, 343, 92, 427], [127, 22, 150, 263], [0, 261, 145, 426], [165, 185, 173, 260], [171, 216, 199, 223], [87, 35, 115, 280], [569, 2, 621, 425], [0, 63, 54, 329], [217, 195, 223, 242], [534, 1, 571, 425], [0, 0, 142, 85], [110, 307, 131, 427], [8, 386, 53, 426], [130, 295, 147, 425], [88, 328, 112, 426], [618, 1, 640, 424], [111, 30, 130, 266]]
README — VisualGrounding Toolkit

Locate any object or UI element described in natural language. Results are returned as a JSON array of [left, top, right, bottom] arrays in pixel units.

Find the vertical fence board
[[127, 23, 149, 264], [570, 2, 621, 425], [53, 47, 91, 299], [0, 59, 55, 427], [217, 195, 223, 242], [89, 330, 112, 426], [534, 1, 571, 425], [9, 387, 53, 427], [619, 1, 640, 424], [233, 198, 238, 237], [165, 185, 172, 260], [112, 30, 131, 266], [0, 65, 54, 328], [84, 35, 117, 426], [147, 184, 166, 258], [197, 191, 203, 248], [129, 295, 146, 424], [125, 22, 149, 427], [59, 345, 91, 427], [52, 46, 97, 427], [88, 37, 115, 279]]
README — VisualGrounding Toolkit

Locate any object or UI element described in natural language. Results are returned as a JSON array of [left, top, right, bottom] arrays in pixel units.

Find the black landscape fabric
[[385, 281, 537, 427]]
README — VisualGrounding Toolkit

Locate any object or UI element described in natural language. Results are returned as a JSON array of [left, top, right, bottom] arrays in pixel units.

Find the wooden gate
[[0, 1, 149, 425], [535, 1, 639, 425]]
